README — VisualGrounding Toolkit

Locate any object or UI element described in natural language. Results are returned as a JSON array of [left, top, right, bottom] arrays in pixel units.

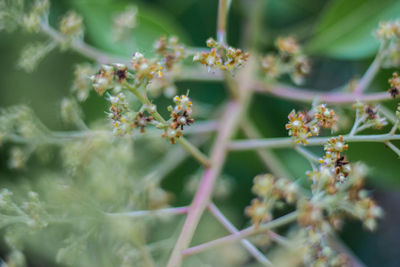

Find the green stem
[[229, 134, 400, 151], [182, 211, 298, 258]]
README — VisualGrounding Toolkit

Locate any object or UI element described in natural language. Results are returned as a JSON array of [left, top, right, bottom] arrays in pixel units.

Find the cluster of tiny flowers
[[0, 189, 49, 229], [285, 110, 311, 144], [131, 52, 163, 83], [375, 21, 400, 68], [23, 0, 49, 32], [299, 162, 382, 265], [375, 20, 400, 40], [91, 64, 128, 95], [245, 174, 299, 226], [388, 72, 400, 98], [286, 104, 338, 144], [112, 5, 137, 41], [301, 228, 350, 267], [59, 11, 84, 40], [106, 92, 157, 136], [319, 136, 351, 184], [260, 36, 310, 85], [353, 102, 387, 129], [154, 36, 185, 71], [71, 63, 96, 102], [193, 38, 249, 73], [169, 94, 194, 130], [162, 93, 194, 144]]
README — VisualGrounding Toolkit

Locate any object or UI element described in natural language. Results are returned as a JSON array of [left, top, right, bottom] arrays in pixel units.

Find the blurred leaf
[[71, 0, 189, 57], [307, 0, 400, 59], [347, 142, 400, 188]]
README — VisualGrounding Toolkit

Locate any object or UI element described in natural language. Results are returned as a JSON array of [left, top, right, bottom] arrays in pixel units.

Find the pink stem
[[166, 101, 243, 267]]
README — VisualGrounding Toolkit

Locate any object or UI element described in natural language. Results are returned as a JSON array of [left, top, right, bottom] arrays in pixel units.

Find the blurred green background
[[1, 0, 400, 266]]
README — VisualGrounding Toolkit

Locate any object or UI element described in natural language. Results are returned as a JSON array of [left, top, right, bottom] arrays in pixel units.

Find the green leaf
[[306, 0, 400, 59], [70, 0, 190, 58]]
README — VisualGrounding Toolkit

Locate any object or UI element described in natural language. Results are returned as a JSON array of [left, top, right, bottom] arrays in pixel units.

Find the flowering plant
[[0, 0, 400, 266]]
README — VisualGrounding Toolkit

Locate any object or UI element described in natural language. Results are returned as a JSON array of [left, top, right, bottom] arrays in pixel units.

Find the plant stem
[[353, 53, 382, 96], [166, 53, 256, 266], [389, 120, 400, 135], [240, 120, 291, 178], [106, 206, 188, 218], [208, 203, 272, 266], [253, 82, 392, 104], [385, 141, 400, 158], [166, 100, 245, 267], [217, 0, 230, 44], [229, 134, 400, 151], [182, 211, 298, 257]]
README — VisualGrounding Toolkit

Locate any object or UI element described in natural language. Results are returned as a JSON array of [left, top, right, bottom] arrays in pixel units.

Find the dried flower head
[[132, 112, 154, 133]]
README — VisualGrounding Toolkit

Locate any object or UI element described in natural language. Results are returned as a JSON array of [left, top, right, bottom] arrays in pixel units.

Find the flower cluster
[[388, 72, 400, 98], [112, 5, 137, 41], [286, 104, 338, 144], [169, 94, 194, 130], [193, 38, 249, 73], [106, 92, 156, 136], [301, 228, 350, 267], [23, 0, 49, 32], [131, 52, 163, 83], [59, 11, 84, 40], [261, 36, 310, 84], [353, 102, 387, 130], [375, 20, 400, 40], [154, 36, 185, 71], [71, 63, 96, 102], [245, 174, 299, 226], [319, 136, 351, 183], [375, 21, 400, 68], [313, 104, 338, 129], [91, 64, 128, 95], [162, 93, 194, 144], [285, 110, 311, 144]]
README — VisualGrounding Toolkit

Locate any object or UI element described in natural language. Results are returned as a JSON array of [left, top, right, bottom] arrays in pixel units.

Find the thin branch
[[385, 141, 400, 158], [229, 134, 400, 151], [217, 0, 231, 44], [353, 44, 385, 95], [208, 203, 272, 266], [253, 82, 392, 104], [240, 120, 291, 178], [182, 211, 298, 258], [166, 100, 245, 267], [389, 120, 399, 135], [106, 206, 188, 218], [295, 146, 319, 166], [349, 112, 366, 136]]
